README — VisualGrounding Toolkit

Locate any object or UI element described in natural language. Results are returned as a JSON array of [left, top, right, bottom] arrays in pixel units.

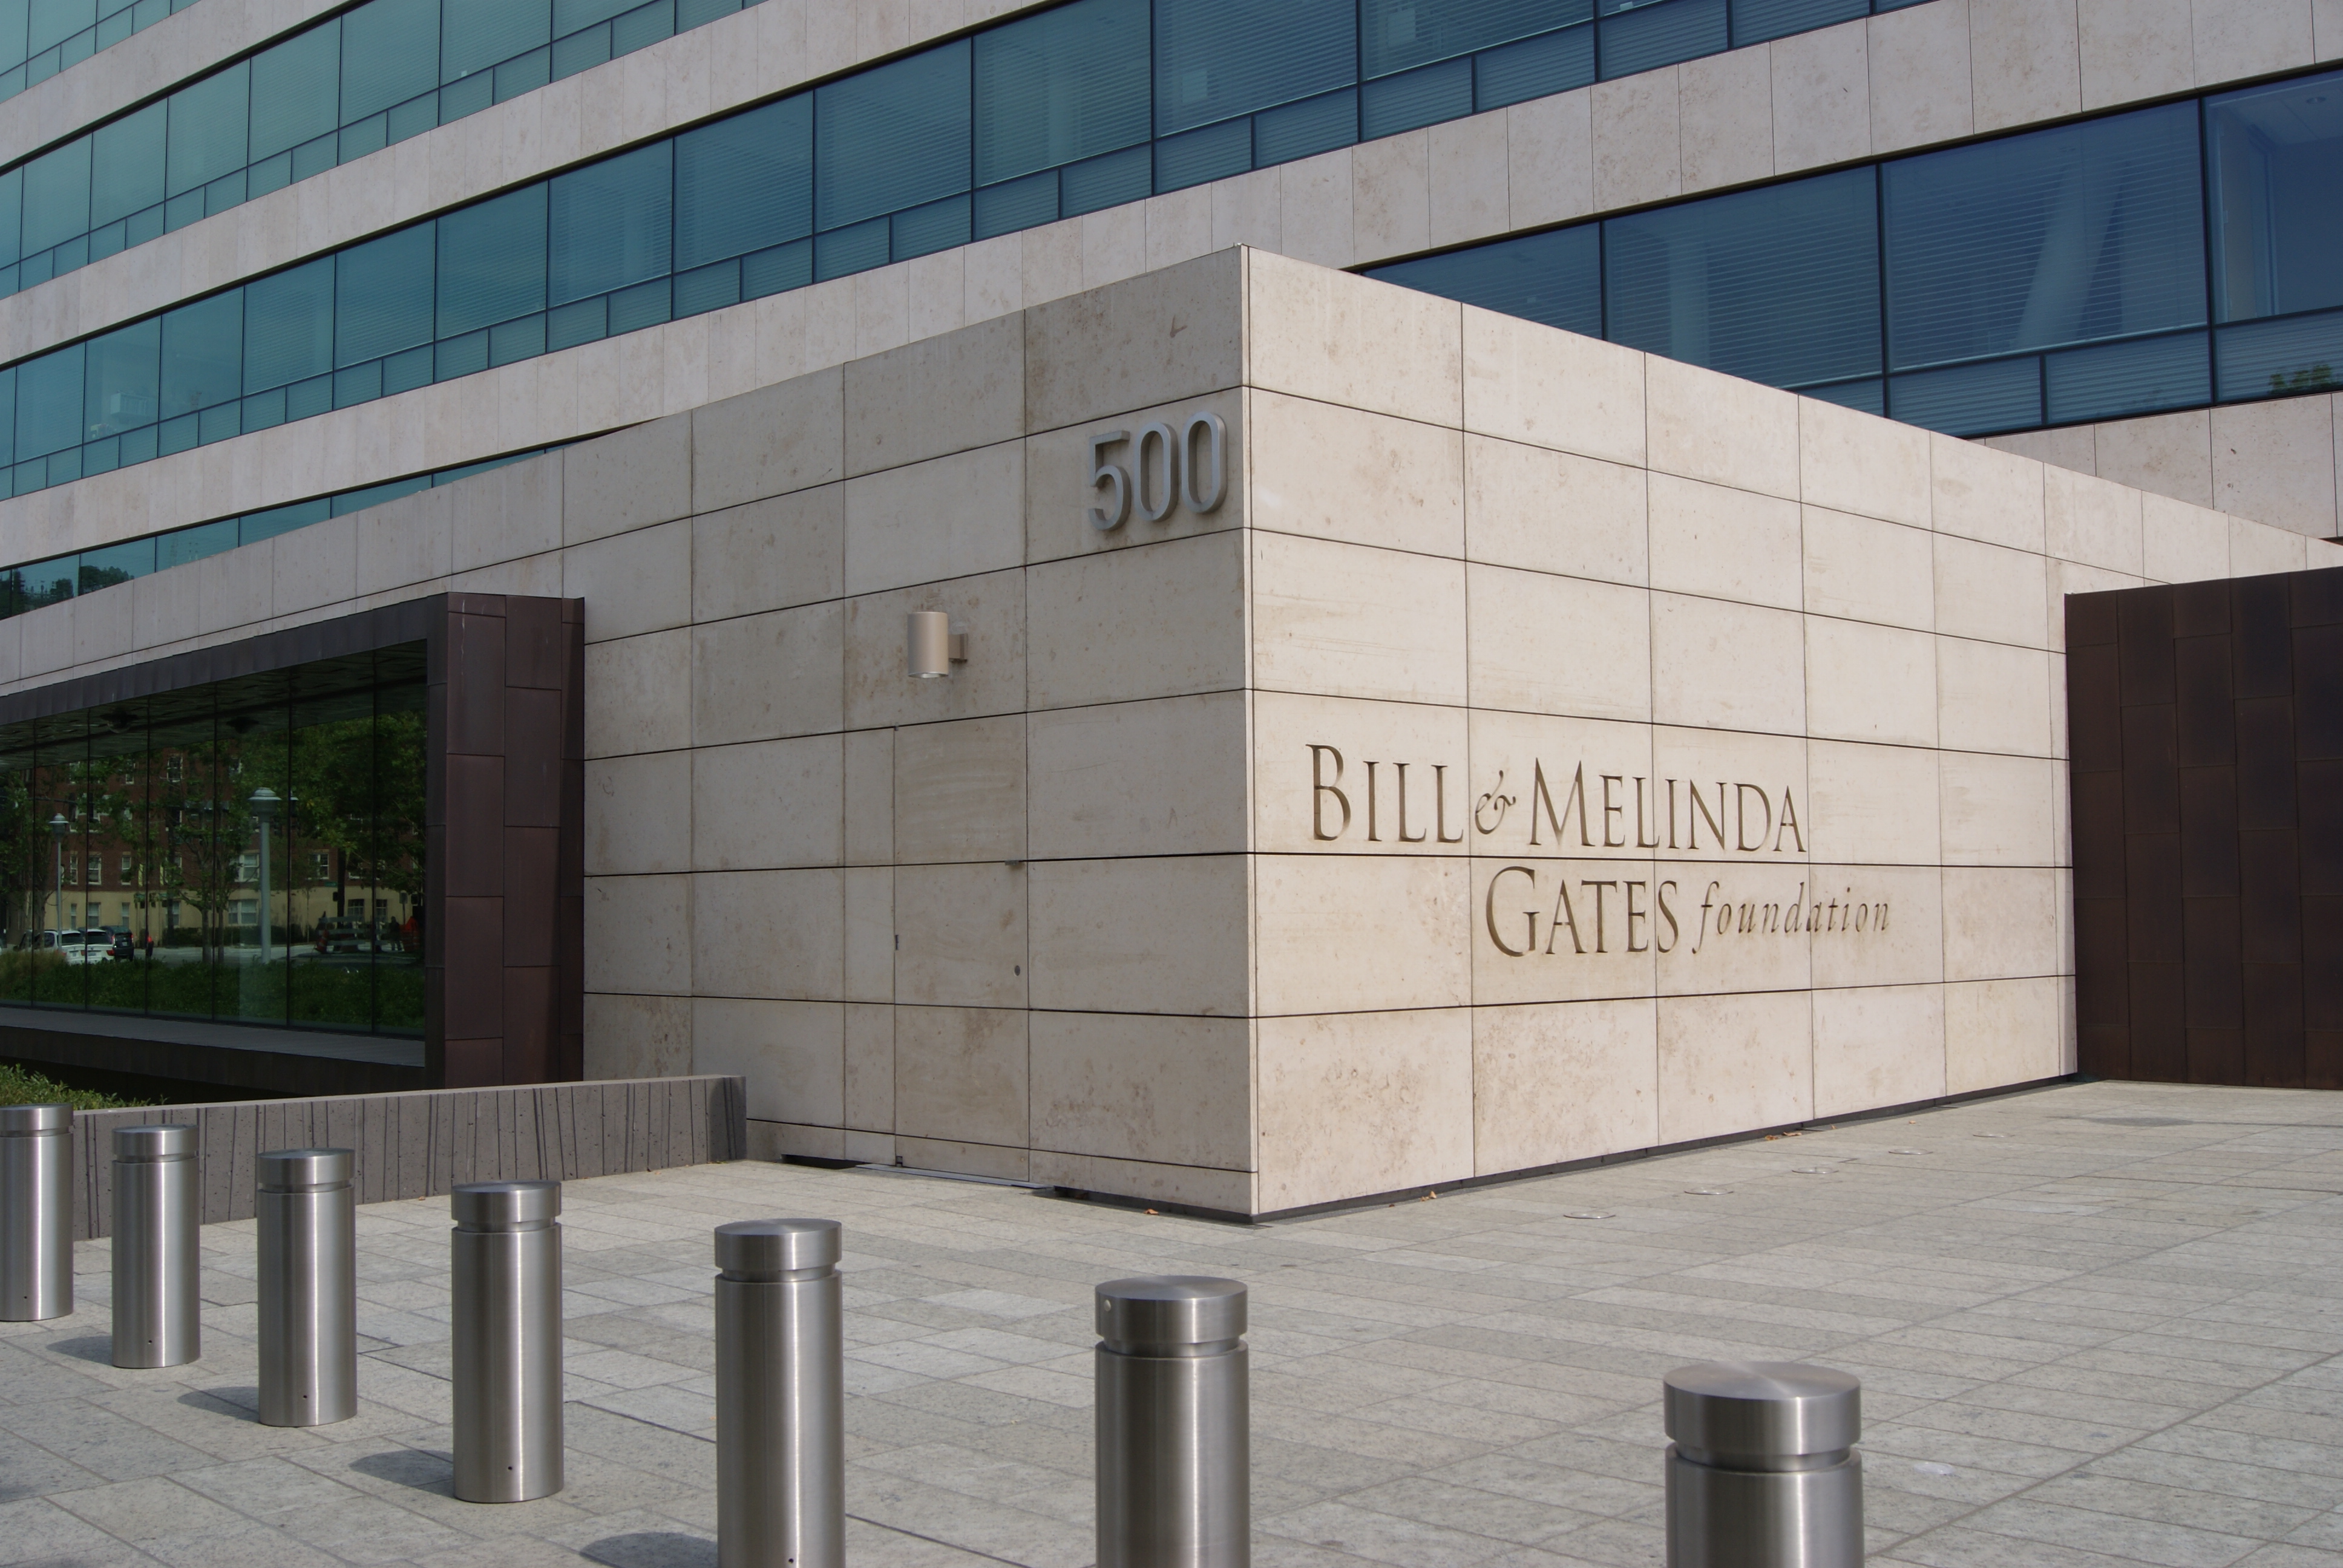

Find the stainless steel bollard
[[714, 1219, 844, 1568], [1095, 1275, 1249, 1568], [451, 1180, 563, 1503], [257, 1148, 356, 1427], [1, 1103, 73, 1321], [1663, 1361, 1863, 1568], [112, 1123, 199, 1368]]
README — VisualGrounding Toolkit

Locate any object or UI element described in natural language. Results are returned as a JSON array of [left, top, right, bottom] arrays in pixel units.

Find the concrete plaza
[[1, 1077, 2339, 1568]]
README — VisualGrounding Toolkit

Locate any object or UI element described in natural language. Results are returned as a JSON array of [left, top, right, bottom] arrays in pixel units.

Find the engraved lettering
[[1364, 760, 1380, 842], [1584, 880, 1619, 953], [1601, 775, 1627, 848], [1395, 762, 1428, 843], [1775, 788, 1804, 853], [1626, 880, 1650, 952], [1735, 784, 1771, 853], [1546, 880, 1586, 955], [1636, 778, 1662, 849], [1309, 745, 1349, 841], [1434, 765, 1466, 843], [1688, 782, 1726, 851], [1529, 761, 1594, 848], [1694, 881, 1720, 955], [1486, 864, 1538, 957], [1666, 779, 1679, 849], [1656, 879, 1679, 953]]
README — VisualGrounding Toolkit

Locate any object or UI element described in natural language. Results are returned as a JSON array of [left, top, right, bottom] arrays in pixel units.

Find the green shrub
[[0, 1061, 146, 1109]]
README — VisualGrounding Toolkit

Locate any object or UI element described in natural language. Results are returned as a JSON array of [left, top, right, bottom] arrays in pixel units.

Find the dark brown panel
[[2074, 897, 2129, 1057], [442, 895, 506, 1040], [505, 597, 566, 690], [2178, 768, 2239, 897], [2124, 835, 2183, 963], [2117, 588, 2176, 705], [2233, 577, 2293, 698], [2304, 897, 2343, 1031], [503, 689, 565, 829], [2121, 705, 2179, 834], [2236, 698, 2298, 830], [2293, 624, 2343, 759], [2307, 1032, 2343, 1091], [2128, 963, 2186, 1081], [2071, 771, 2126, 901], [443, 754, 506, 899], [2181, 897, 2241, 1028], [2240, 829, 2302, 961], [2302, 759, 2343, 898], [441, 1038, 503, 1090], [2067, 644, 2123, 771], [502, 968, 555, 1085], [445, 611, 508, 756], [2174, 637, 2235, 767], [501, 828, 559, 968], [2066, 592, 2119, 648], [2185, 1029, 2243, 1085], [2173, 578, 2230, 638], [2289, 564, 2343, 627], [2243, 963, 2305, 1087]]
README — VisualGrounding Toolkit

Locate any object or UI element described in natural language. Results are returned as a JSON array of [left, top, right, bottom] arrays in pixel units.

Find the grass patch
[[0, 1060, 151, 1109]]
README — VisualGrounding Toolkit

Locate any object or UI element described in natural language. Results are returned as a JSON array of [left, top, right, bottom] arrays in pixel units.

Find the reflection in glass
[[0, 644, 425, 1036]]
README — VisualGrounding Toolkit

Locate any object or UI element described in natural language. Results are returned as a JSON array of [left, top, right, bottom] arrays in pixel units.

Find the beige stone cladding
[[7, 246, 2341, 1217], [1234, 247, 2342, 1215]]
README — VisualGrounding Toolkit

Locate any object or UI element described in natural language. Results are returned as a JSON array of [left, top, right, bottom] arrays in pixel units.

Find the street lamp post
[[247, 789, 280, 964], [47, 814, 66, 942]]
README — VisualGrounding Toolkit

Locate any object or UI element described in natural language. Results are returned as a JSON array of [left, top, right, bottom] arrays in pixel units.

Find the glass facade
[[0, 644, 427, 1036], [10, 0, 1941, 310], [0, 0, 204, 107], [0, 0, 772, 300], [0, 446, 546, 621], [1374, 74, 2343, 436]]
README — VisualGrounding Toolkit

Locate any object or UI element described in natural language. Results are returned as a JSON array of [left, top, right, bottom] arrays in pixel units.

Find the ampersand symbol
[[1473, 771, 1516, 835]]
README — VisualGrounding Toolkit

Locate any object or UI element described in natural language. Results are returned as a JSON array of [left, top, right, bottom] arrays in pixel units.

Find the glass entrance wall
[[0, 641, 427, 1034]]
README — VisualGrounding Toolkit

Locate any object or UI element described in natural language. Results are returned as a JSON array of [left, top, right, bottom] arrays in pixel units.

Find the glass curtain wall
[[0, 0, 206, 106], [0, 644, 425, 1034], [9, 0, 1944, 309], [6, 44, 2342, 488], [1374, 74, 2343, 436]]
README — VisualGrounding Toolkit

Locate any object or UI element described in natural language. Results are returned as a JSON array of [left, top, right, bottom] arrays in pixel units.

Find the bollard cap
[[0, 1102, 71, 1134], [1663, 1362, 1861, 1460], [450, 1180, 560, 1230], [714, 1218, 840, 1279], [1095, 1276, 1247, 1350], [258, 1148, 352, 1192], [113, 1123, 197, 1161]]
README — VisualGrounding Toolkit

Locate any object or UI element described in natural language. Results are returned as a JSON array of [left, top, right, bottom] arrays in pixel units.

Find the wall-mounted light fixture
[[906, 610, 968, 679]]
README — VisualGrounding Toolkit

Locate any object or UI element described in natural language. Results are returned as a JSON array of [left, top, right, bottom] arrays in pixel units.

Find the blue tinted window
[[975, 0, 1149, 186], [816, 41, 972, 232], [1885, 102, 2203, 371], [1475, 24, 1593, 108], [84, 318, 158, 437], [1599, 0, 1726, 79], [160, 293, 243, 416], [438, 186, 547, 337], [2207, 70, 2343, 322], [551, 142, 671, 304], [338, 226, 435, 365], [676, 97, 812, 270], [1368, 224, 1602, 338], [0, 169, 19, 267], [244, 258, 335, 393], [1607, 167, 1878, 388], [166, 61, 249, 197], [445, 0, 550, 80], [91, 102, 165, 229], [16, 346, 81, 460], [1731, 0, 1864, 45], [21, 139, 90, 255], [342, 0, 441, 122], [249, 20, 341, 163], [1362, 0, 1571, 77], [28, 0, 88, 56], [1154, 0, 1355, 136]]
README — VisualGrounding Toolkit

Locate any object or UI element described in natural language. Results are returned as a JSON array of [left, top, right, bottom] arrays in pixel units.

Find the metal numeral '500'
[[1087, 411, 1228, 530]]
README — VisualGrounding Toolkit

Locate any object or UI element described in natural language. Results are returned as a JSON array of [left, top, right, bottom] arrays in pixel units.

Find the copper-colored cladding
[[431, 595, 585, 1089], [0, 593, 584, 1091], [2067, 566, 2343, 1089]]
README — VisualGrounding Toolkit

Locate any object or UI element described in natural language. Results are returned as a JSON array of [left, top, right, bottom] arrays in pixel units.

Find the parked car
[[53, 929, 111, 964], [314, 916, 392, 954], [108, 930, 137, 961]]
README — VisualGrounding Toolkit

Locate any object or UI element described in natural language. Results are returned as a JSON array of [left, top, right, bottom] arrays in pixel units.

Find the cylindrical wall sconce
[[906, 611, 968, 679]]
